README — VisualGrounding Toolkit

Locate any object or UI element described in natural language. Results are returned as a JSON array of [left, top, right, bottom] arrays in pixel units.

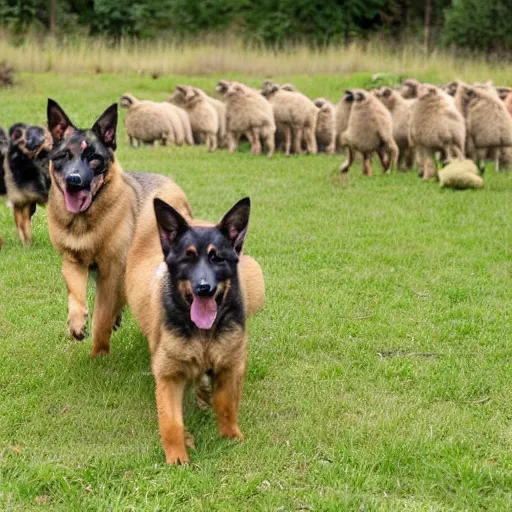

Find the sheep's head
[[261, 81, 279, 97], [342, 89, 355, 103], [442, 81, 460, 97], [374, 87, 395, 109], [353, 90, 367, 102], [417, 83, 439, 99], [496, 86, 512, 101], [400, 78, 420, 99], [216, 80, 231, 95], [119, 93, 136, 108], [280, 83, 297, 92], [314, 98, 327, 108]]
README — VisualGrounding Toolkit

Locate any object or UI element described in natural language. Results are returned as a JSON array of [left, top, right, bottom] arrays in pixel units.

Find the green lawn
[[0, 73, 511, 511]]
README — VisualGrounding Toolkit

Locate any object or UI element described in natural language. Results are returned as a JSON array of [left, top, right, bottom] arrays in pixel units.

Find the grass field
[[0, 73, 511, 510]]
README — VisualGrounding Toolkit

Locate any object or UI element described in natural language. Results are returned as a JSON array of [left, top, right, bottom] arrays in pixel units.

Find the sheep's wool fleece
[[438, 160, 484, 190]]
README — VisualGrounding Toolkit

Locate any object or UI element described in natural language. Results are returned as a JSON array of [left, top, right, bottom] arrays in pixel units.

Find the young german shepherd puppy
[[3, 123, 52, 244], [46, 99, 191, 358], [126, 192, 265, 464]]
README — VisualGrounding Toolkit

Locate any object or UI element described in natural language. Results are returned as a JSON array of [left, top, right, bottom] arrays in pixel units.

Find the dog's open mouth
[[190, 296, 218, 330], [64, 188, 93, 214]]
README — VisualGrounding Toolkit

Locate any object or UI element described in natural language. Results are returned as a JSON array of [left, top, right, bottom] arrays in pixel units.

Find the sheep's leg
[[377, 147, 390, 173], [388, 140, 398, 173], [339, 147, 353, 173], [423, 150, 435, 180], [306, 127, 318, 155], [208, 133, 218, 153], [228, 131, 238, 153], [405, 148, 414, 170], [283, 125, 292, 157], [293, 127, 303, 155], [326, 137, 335, 155], [264, 128, 275, 158], [250, 127, 262, 155], [362, 153, 373, 177]]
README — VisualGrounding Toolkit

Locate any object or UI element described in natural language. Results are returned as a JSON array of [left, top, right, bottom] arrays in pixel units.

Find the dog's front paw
[[67, 321, 87, 341], [165, 447, 189, 465], [219, 424, 244, 441], [90, 343, 110, 359]]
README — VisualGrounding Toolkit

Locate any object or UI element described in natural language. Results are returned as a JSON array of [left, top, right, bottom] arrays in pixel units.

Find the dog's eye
[[184, 248, 198, 261], [88, 158, 104, 173], [208, 250, 224, 263]]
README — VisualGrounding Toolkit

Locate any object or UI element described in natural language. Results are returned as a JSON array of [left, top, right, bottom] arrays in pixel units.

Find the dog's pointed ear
[[217, 197, 250, 254], [154, 198, 190, 258], [92, 103, 118, 150], [47, 99, 76, 141]]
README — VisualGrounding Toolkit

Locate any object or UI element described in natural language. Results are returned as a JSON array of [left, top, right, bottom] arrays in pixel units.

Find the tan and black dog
[[3, 123, 52, 244], [126, 192, 264, 464], [46, 99, 191, 358]]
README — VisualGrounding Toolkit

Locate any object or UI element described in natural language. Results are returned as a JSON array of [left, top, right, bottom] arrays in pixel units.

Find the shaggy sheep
[[216, 80, 275, 156], [205, 95, 227, 148], [455, 83, 512, 172], [119, 93, 178, 147], [334, 90, 355, 152], [169, 85, 219, 152], [409, 83, 466, 179], [374, 87, 415, 170], [313, 98, 336, 154], [261, 81, 318, 156], [339, 89, 398, 176]]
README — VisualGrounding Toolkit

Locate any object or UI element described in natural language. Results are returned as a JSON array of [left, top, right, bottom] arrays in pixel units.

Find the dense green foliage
[[2, 0, 510, 52]]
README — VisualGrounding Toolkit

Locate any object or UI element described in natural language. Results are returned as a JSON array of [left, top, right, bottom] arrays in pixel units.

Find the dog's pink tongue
[[191, 296, 218, 329], [64, 189, 93, 213]]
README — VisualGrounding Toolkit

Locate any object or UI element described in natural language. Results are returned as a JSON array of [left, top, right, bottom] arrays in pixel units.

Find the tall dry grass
[[1, 35, 512, 82]]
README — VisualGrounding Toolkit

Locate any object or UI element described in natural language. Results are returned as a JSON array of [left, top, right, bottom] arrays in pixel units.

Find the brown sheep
[[313, 98, 336, 154], [409, 84, 466, 180], [374, 87, 415, 170], [169, 85, 219, 152], [261, 81, 318, 156], [339, 89, 398, 176], [216, 80, 275, 156]]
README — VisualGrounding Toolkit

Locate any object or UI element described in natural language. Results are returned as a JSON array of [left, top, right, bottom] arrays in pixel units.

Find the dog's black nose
[[194, 281, 216, 297], [25, 133, 43, 151], [65, 172, 88, 191]]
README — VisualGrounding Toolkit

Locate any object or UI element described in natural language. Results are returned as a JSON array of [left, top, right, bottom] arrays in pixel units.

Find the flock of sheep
[[120, 78, 512, 180]]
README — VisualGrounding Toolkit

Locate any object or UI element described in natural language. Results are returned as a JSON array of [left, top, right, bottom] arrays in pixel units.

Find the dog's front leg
[[212, 362, 246, 441], [155, 376, 188, 464], [62, 256, 89, 340], [90, 263, 124, 358]]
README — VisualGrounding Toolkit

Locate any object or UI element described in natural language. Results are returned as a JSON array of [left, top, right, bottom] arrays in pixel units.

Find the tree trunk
[[424, 0, 432, 55], [49, 0, 56, 34]]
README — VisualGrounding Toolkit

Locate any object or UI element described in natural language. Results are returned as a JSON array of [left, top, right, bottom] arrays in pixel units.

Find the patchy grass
[[0, 73, 511, 510]]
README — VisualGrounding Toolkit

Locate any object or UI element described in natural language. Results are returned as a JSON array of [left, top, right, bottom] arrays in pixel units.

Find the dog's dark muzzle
[[25, 134, 44, 151]]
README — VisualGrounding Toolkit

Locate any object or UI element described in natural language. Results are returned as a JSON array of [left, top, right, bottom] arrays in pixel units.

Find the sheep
[[374, 87, 415, 170], [455, 83, 512, 172], [169, 85, 219, 152], [409, 83, 466, 180], [205, 95, 227, 148], [334, 90, 355, 152], [119, 93, 179, 147], [313, 98, 336, 154], [121, 92, 194, 146], [339, 89, 398, 176], [216, 80, 275, 156], [261, 81, 318, 156]]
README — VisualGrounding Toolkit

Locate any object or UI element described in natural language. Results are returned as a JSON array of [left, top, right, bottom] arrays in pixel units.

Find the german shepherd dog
[[126, 190, 265, 464], [0, 127, 8, 196], [46, 99, 191, 358], [3, 123, 52, 244]]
